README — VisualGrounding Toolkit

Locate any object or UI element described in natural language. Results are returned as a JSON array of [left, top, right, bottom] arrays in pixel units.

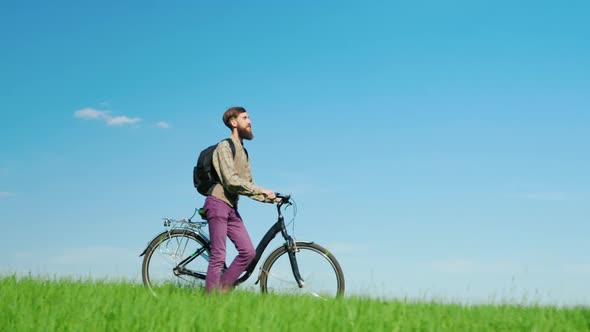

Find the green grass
[[1, 276, 589, 331]]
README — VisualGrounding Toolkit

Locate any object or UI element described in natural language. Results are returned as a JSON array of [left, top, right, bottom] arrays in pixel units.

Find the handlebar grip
[[275, 193, 291, 200]]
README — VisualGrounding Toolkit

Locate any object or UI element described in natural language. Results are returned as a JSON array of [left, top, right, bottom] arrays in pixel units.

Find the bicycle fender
[[139, 230, 170, 257], [272, 240, 315, 252], [139, 230, 206, 257]]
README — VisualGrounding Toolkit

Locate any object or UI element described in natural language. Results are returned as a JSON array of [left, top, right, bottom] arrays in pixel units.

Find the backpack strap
[[225, 138, 236, 158], [224, 138, 248, 160]]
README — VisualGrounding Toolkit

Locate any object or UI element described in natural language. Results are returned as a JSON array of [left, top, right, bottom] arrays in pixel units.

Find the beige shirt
[[210, 135, 268, 207]]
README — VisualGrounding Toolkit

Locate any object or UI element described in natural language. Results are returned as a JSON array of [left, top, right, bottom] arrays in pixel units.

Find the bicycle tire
[[259, 242, 345, 298], [141, 229, 210, 295]]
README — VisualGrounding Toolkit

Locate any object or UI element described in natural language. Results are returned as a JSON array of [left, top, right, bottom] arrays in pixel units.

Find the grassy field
[[1, 276, 589, 331]]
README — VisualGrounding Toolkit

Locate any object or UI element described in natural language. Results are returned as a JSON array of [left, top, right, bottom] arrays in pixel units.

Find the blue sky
[[1, 1, 589, 306]]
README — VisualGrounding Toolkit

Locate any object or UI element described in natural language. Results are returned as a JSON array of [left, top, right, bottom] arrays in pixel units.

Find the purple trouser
[[203, 196, 255, 293]]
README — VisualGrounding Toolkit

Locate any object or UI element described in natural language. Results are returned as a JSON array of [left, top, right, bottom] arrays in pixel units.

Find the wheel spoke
[[260, 242, 344, 298], [142, 231, 209, 295]]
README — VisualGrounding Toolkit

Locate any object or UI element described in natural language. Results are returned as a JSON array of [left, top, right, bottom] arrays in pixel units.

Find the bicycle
[[140, 193, 345, 298]]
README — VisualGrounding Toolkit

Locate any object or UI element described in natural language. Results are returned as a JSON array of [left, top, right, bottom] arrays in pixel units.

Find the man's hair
[[223, 106, 247, 129]]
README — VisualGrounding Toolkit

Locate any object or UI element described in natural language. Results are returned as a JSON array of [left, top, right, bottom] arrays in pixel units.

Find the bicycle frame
[[141, 196, 304, 287], [236, 201, 303, 286]]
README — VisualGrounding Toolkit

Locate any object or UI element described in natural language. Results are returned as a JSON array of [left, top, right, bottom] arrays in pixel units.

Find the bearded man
[[203, 106, 278, 293]]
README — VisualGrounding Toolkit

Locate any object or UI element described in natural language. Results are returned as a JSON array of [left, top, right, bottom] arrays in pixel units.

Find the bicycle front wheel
[[259, 242, 345, 298], [141, 229, 210, 295]]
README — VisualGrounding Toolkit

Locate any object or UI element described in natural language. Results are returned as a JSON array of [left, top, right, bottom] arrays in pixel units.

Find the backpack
[[193, 138, 243, 196]]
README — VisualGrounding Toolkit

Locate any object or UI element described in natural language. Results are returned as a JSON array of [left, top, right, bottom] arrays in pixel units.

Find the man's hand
[[261, 189, 276, 201]]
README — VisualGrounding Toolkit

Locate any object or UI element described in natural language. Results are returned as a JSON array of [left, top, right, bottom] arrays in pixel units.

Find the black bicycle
[[140, 194, 345, 298]]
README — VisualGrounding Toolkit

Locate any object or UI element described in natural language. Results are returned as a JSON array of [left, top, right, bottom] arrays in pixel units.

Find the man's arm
[[213, 141, 273, 202]]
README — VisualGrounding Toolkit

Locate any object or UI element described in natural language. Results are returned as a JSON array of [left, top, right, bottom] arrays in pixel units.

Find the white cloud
[[107, 115, 141, 126], [74, 108, 141, 126], [74, 108, 110, 120], [156, 121, 171, 129], [0, 192, 14, 198]]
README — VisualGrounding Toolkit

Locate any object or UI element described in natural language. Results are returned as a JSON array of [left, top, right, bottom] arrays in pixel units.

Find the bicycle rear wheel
[[141, 229, 210, 295], [259, 242, 345, 298]]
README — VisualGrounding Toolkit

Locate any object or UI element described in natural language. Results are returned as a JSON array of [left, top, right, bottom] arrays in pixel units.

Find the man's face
[[234, 112, 253, 140]]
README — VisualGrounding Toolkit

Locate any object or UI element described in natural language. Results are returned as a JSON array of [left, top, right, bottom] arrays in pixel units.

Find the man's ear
[[230, 117, 238, 128]]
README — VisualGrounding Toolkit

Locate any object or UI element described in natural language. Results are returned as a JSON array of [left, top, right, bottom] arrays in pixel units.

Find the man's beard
[[238, 125, 254, 140]]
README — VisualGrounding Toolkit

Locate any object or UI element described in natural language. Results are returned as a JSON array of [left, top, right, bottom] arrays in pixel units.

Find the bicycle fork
[[286, 236, 305, 288]]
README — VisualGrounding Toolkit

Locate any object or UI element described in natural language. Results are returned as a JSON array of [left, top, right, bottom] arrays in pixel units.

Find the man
[[203, 106, 277, 293]]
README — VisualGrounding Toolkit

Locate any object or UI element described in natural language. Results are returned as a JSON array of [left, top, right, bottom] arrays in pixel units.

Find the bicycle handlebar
[[275, 192, 291, 204]]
